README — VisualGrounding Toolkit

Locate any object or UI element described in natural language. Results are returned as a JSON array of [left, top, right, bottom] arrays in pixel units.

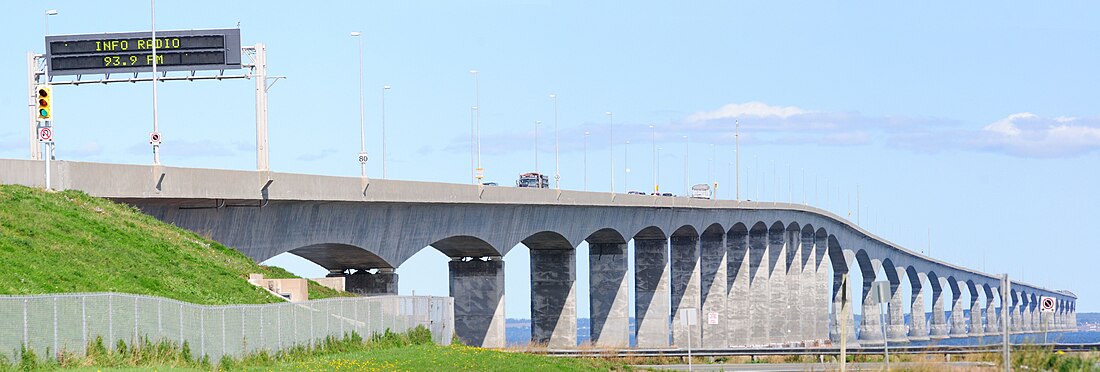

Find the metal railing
[[0, 293, 453, 360]]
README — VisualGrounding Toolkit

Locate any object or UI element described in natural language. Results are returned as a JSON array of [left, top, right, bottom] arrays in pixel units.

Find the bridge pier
[[699, 229, 727, 348], [949, 282, 967, 337], [748, 224, 771, 346], [858, 275, 885, 345], [634, 236, 671, 348], [726, 227, 751, 347], [829, 271, 858, 346], [812, 231, 830, 343], [983, 287, 998, 334], [783, 227, 801, 345], [1029, 299, 1039, 333], [1020, 296, 1032, 333], [886, 274, 908, 343], [928, 277, 949, 339], [967, 284, 983, 337], [671, 233, 702, 348], [766, 224, 788, 345], [449, 257, 505, 348], [589, 242, 629, 348], [1069, 302, 1076, 330], [907, 272, 929, 341], [796, 229, 817, 345], [345, 268, 398, 296], [1009, 292, 1022, 333], [529, 248, 577, 348]]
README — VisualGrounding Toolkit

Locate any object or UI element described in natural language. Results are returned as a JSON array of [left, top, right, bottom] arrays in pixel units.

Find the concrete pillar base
[[449, 258, 505, 348], [635, 238, 671, 348], [346, 269, 398, 296], [530, 249, 577, 349], [671, 235, 701, 348], [589, 242, 629, 348]]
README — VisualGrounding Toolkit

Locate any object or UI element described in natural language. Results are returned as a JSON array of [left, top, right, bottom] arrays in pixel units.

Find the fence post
[[108, 295, 113, 346], [259, 307, 264, 352], [221, 308, 226, 357], [277, 305, 282, 350], [53, 297, 58, 358], [22, 299, 28, 351], [310, 304, 315, 346], [179, 304, 183, 346], [133, 297, 138, 344], [157, 299, 163, 339], [82, 296, 87, 352], [200, 308, 205, 358]]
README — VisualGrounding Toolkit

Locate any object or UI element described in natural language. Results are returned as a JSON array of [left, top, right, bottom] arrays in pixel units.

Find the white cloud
[[685, 102, 809, 122], [973, 113, 1100, 157]]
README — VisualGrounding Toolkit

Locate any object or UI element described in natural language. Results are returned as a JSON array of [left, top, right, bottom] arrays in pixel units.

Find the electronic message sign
[[45, 28, 242, 76]]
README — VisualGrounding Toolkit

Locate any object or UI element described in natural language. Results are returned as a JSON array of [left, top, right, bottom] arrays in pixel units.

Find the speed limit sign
[[358, 151, 369, 164], [37, 127, 53, 143]]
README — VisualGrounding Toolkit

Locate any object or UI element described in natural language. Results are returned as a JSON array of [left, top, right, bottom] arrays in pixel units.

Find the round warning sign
[[38, 127, 53, 142]]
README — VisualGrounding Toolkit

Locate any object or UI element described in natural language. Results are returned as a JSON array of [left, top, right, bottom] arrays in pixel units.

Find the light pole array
[[735, 119, 740, 200], [351, 31, 366, 177], [470, 106, 477, 184], [624, 140, 630, 191], [682, 135, 688, 195], [550, 94, 559, 189], [381, 85, 391, 178]]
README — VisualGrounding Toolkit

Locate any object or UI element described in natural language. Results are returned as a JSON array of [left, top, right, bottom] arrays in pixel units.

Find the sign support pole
[[253, 43, 269, 171], [27, 53, 41, 161], [1001, 274, 1011, 372]]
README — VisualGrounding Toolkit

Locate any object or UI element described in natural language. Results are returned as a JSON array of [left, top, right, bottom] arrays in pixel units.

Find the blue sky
[[2, 2, 1098, 316]]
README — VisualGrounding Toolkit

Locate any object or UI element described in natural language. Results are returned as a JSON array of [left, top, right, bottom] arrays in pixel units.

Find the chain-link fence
[[0, 293, 453, 360]]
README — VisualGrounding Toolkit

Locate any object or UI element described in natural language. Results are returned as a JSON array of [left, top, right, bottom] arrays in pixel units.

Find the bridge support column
[[968, 285, 983, 337], [635, 237, 671, 348], [726, 228, 751, 347], [886, 275, 908, 343], [1020, 297, 1032, 333], [828, 271, 858, 346], [1041, 304, 1053, 333], [929, 278, 949, 339], [766, 225, 788, 345], [699, 231, 727, 348], [813, 233, 830, 343], [1069, 303, 1077, 331], [589, 242, 629, 348], [747, 226, 770, 346], [984, 287, 998, 334], [858, 276, 885, 345], [796, 230, 817, 345], [1009, 292, 1021, 334], [1029, 301, 1039, 333], [908, 273, 929, 341], [346, 268, 398, 296], [449, 257, 505, 348], [671, 234, 701, 348], [949, 283, 967, 338], [783, 228, 801, 345], [530, 248, 576, 348]]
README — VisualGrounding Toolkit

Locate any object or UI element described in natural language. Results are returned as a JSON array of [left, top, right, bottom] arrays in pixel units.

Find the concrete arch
[[880, 258, 901, 284], [429, 235, 501, 258], [634, 225, 668, 240], [585, 228, 627, 245], [288, 243, 394, 271], [799, 224, 816, 270], [521, 230, 573, 251], [814, 228, 829, 272]]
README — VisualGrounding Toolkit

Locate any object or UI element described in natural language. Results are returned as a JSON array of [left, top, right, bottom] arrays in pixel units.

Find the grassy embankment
[[5, 326, 628, 371], [0, 184, 348, 304]]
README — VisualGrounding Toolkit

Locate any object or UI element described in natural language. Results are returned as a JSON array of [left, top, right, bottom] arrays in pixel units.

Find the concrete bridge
[[0, 159, 1078, 348]]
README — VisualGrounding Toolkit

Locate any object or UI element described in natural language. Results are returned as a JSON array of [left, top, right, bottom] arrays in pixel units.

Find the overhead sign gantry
[[44, 29, 242, 76]]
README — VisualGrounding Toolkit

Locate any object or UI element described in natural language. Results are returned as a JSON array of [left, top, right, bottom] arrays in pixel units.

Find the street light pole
[[150, 0, 160, 165], [650, 124, 656, 194], [471, 70, 482, 184], [584, 131, 590, 191], [624, 140, 630, 191], [470, 106, 477, 184], [735, 119, 740, 200], [550, 94, 559, 189], [682, 135, 688, 195], [381, 85, 391, 178], [351, 31, 366, 177], [606, 111, 614, 193], [534, 120, 541, 176]]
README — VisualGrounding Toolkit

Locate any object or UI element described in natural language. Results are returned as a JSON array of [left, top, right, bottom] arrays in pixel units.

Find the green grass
[[2, 327, 629, 371], [0, 184, 351, 304]]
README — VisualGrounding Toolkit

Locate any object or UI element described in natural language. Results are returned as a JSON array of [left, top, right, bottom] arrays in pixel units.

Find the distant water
[[504, 318, 1100, 347]]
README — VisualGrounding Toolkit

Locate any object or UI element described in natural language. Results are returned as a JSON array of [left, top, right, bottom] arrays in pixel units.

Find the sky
[[2, 2, 1098, 317]]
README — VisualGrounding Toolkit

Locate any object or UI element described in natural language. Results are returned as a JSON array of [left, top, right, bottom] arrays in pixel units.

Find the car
[[481, 182, 498, 186], [661, 193, 673, 197], [628, 191, 645, 195]]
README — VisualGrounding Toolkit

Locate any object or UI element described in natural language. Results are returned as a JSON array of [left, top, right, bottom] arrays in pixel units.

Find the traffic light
[[35, 85, 52, 121]]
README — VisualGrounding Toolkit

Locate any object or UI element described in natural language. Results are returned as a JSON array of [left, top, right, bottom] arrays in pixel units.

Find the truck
[[691, 183, 712, 199], [516, 172, 549, 188]]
